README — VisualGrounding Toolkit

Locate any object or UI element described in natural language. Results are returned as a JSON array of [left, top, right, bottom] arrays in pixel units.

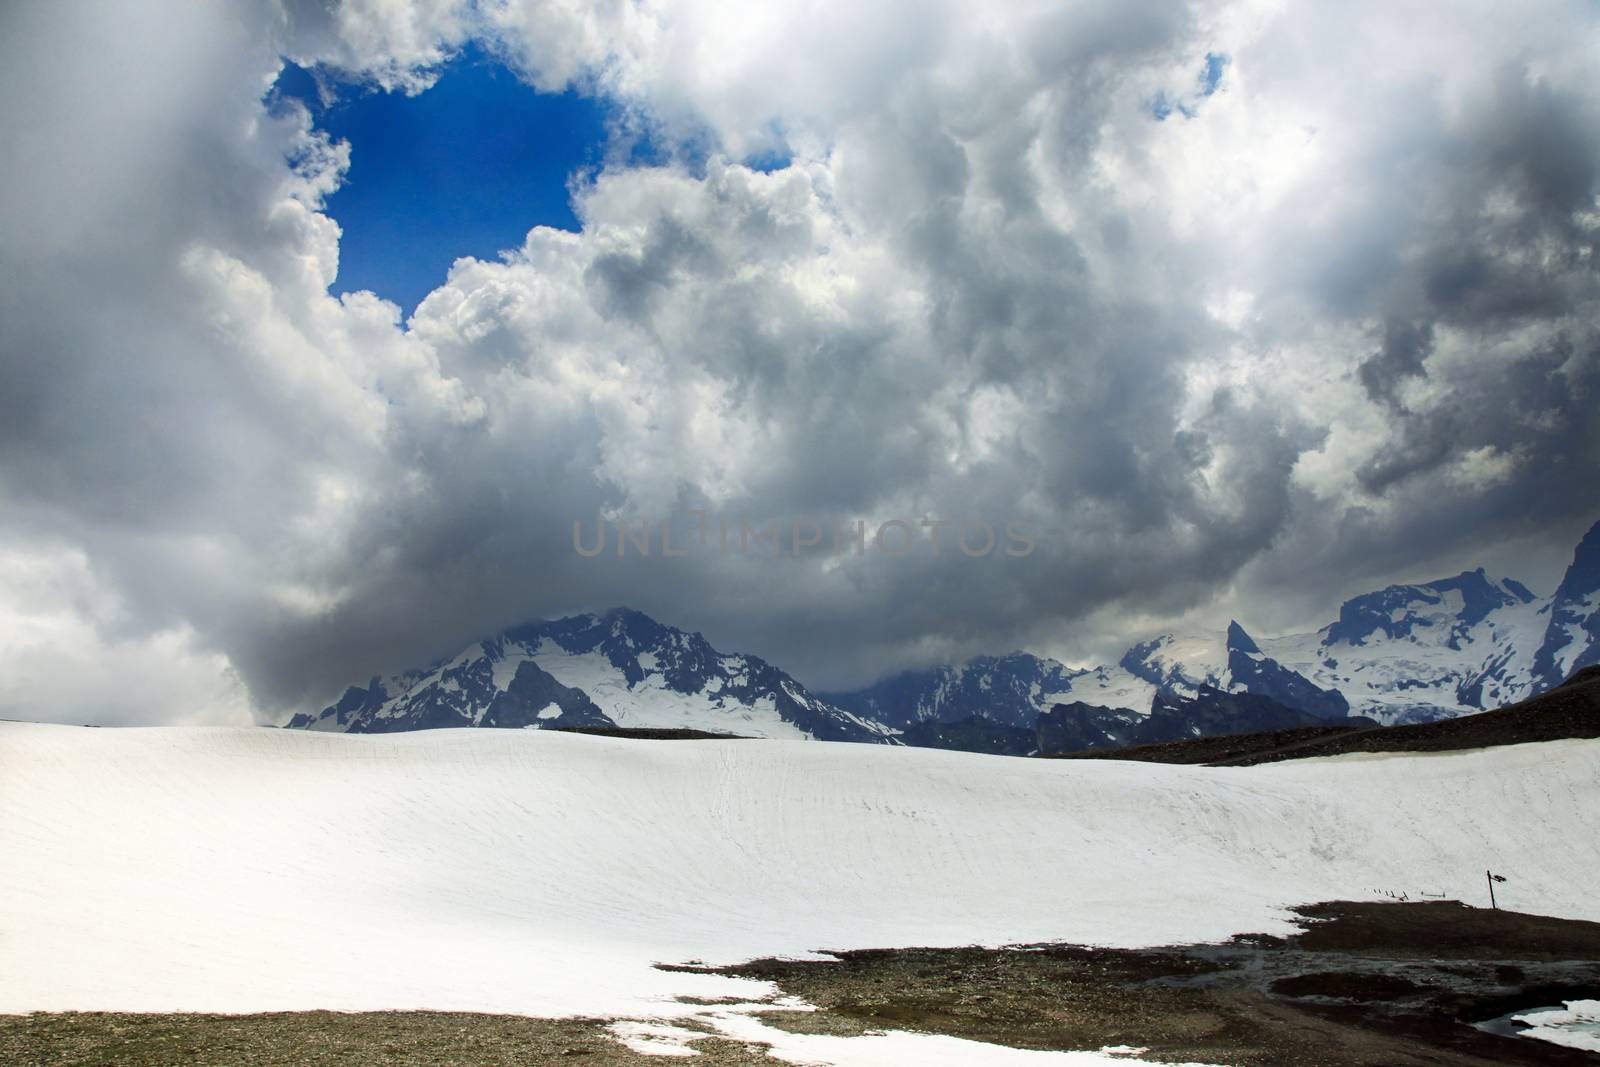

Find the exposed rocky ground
[[550, 726, 749, 740], [697, 900, 1600, 1066], [0, 1011, 785, 1065]]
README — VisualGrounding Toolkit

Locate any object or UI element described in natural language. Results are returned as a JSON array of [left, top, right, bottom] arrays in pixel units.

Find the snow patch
[[1512, 1000, 1600, 1053], [605, 1020, 704, 1056], [1057, 666, 1158, 715], [702, 1010, 1218, 1065]]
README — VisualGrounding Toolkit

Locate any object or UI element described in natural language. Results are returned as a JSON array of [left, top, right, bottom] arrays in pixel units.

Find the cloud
[[0, 542, 251, 726], [1357, 320, 1433, 409], [1, 0, 1598, 719]]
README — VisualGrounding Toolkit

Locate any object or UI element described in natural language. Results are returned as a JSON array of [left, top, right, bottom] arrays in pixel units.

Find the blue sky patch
[[270, 47, 608, 316], [1151, 52, 1229, 122]]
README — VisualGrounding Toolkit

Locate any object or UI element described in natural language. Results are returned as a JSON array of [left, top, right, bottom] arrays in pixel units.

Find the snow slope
[[3, 724, 1598, 1041]]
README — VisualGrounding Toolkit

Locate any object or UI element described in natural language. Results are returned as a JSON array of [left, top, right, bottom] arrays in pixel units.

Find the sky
[[1, 0, 1598, 726], [270, 46, 607, 314]]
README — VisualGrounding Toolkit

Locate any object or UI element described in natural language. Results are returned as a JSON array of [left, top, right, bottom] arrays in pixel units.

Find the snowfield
[[3, 723, 1598, 1062]]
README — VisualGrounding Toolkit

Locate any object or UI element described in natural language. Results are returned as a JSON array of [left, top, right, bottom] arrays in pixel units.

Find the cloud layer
[[2, 0, 1597, 722]]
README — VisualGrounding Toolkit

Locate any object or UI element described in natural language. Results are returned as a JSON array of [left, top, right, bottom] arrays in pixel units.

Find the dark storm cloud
[[1357, 320, 1433, 409], [1357, 338, 1594, 493], [1336, 69, 1600, 506]]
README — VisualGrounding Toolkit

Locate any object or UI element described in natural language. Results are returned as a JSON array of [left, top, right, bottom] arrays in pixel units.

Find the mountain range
[[288, 519, 1600, 753]]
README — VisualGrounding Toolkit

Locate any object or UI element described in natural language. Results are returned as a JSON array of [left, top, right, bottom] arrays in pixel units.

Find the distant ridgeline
[[289, 521, 1600, 755]]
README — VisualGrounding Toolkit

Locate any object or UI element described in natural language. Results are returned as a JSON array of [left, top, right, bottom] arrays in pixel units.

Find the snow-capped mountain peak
[[1252, 567, 1552, 723], [1323, 568, 1537, 650], [1117, 630, 1231, 693], [1531, 523, 1600, 692], [287, 608, 894, 742], [1108, 621, 1348, 719]]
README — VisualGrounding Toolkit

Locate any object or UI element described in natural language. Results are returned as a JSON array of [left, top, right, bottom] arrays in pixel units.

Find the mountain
[[1530, 522, 1600, 693], [1034, 687, 1344, 756], [1140, 686, 1341, 743], [1115, 621, 1349, 718], [1091, 571, 1555, 726], [1260, 569, 1548, 723], [834, 620, 1347, 733], [821, 653, 1088, 731], [898, 715, 1038, 756], [287, 608, 895, 743], [1032, 701, 1143, 754], [825, 519, 1600, 740]]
